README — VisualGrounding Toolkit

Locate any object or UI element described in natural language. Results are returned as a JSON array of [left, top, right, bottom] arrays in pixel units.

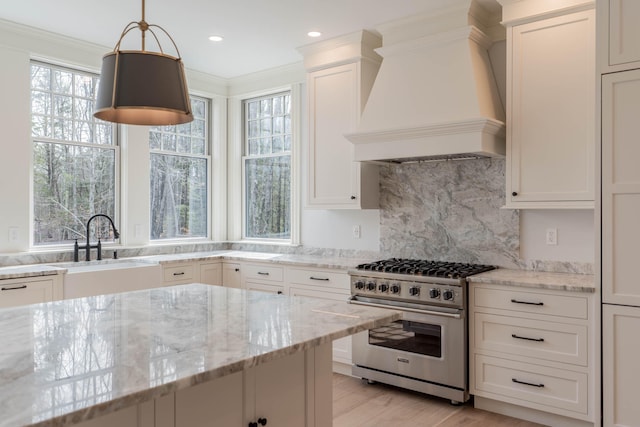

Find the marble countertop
[[469, 268, 596, 293], [0, 251, 377, 280], [0, 284, 399, 427], [0, 264, 66, 280], [97, 251, 376, 271]]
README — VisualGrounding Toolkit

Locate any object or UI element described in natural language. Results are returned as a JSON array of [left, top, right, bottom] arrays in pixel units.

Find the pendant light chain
[[140, 0, 147, 51]]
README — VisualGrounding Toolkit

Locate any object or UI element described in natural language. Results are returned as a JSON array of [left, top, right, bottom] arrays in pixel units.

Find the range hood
[[346, 0, 506, 163]]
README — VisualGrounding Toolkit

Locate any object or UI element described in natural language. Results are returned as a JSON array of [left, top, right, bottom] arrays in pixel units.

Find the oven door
[[350, 296, 466, 389]]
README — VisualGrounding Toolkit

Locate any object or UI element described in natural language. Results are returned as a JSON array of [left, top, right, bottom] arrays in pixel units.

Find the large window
[[149, 97, 209, 240], [243, 92, 292, 240], [31, 62, 117, 246]]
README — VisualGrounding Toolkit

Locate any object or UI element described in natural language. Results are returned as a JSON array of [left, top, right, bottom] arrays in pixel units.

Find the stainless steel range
[[348, 259, 495, 404]]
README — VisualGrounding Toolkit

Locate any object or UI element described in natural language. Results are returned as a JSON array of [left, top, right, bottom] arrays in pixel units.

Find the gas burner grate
[[356, 258, 495, 279]]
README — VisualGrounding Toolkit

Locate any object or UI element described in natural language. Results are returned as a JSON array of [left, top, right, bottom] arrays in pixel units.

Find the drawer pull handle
[[512, 378, 544, 388], [510, 298, 544, 306], [512, 333, 544, 342], [257, 272, 269, 276], [173, 272, 185, 276], [310, 276, 329, 281], [1, 285, 27, 291]]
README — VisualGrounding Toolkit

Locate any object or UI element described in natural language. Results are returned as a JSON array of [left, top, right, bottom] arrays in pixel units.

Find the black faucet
[[81, 214, 120, 261]]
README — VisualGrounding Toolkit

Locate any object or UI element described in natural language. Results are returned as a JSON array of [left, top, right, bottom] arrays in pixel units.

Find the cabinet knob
[[511, 191, 518, 197], [248, 423, 257, 427], [235, 268, 240, 272], [350, 195, 356, 200], [258, 418, 268, 426]]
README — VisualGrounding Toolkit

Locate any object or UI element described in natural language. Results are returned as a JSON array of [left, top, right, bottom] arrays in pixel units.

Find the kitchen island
[[0, 284, 399, 427]]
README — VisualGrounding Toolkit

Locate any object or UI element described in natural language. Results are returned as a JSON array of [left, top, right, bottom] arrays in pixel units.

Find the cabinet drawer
[[163, 264, 195, 283], [474, 313, 587, 366], [287, 268, 349, 290], [243, 264, 283, 282], [0, 279, 54, 308], [474, 354, 588, 415], [472, 286, 589, 319]]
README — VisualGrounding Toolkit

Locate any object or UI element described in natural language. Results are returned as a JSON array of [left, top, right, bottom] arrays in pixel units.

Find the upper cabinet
[[298, 31, 381, 209], [501, 1, 595, 209], [599, 0, 640, 72]]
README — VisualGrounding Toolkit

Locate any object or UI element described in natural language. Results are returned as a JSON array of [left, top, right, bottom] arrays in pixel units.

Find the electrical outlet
[[546, 228, 558, 245], [8, 227, 18, 242], [352, 225, 361, 239]]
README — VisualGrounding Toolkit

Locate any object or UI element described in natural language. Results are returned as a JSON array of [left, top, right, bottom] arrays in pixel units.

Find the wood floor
[[333, 374, 546, 427]]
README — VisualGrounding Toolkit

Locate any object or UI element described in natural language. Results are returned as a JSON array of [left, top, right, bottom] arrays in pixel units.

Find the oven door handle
[[348, 297, 462, 319]]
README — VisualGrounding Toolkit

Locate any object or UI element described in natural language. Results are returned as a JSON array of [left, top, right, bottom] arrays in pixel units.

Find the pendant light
[[94, 0, 193, 126]]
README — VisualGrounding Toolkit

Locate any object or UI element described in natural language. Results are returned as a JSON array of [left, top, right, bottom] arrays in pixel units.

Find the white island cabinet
[[0, 284, 398, 427]]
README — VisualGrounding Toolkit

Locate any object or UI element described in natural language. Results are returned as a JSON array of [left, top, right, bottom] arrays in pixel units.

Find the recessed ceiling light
[[307, 31, 322, 38], [208, 35, 224, 42]]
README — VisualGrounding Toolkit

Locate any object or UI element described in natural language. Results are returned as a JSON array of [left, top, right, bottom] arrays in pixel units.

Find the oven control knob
[[409, 286, 420, 296], [354, 281, 365, 290], [390, 284, 401, 294], [378, 283, 389, 293], [443, 289, 454, 301], [429, 288, 440, 299], [367, 282, 377, 291]]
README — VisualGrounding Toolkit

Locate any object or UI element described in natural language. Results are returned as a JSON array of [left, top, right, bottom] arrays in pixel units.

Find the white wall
[[520, 209, 594, 262]]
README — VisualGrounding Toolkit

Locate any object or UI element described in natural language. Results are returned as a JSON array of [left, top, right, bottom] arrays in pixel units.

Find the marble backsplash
[[378, 158, 593, 274], [378, 158, 520, 268]]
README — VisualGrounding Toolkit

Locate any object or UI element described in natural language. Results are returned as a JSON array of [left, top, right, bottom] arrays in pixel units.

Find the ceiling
[[0, 0, 499, 79]]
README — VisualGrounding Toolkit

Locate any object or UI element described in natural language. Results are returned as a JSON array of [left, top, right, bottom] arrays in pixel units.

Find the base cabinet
[[0, 276, 62, 308], [222, 262, 242, 288], [469, 282, 596, 425], [199, 261, 222, 286], [603, 304, 640, 427], [76, 343, 331, 427], [287, 267, 353, 366]]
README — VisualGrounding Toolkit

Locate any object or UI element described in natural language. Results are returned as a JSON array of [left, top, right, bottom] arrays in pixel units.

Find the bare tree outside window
[[243, 93, 292, 240], [31, 62, 117, 246], [149, 97, 209, 240]]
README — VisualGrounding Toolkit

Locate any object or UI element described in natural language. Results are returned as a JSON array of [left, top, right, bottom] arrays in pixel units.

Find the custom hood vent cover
[[346, 0, 506, 163]]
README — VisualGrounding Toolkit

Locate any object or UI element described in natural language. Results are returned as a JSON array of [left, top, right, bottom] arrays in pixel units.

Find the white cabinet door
[[249, 350, 307, 427], [289, 285, 352, 364], [307, 63, 379, 209], [603, 304, 640, 427], [199, 261, 222, 286], [602, 70, 640, 306], [0, 278, 54, 308], [74, 405, 141, 427], [506, 9, 595, 208], [606, 0, 640, 70], [175, 371, 243, 427], [222, 262, 241, 288]]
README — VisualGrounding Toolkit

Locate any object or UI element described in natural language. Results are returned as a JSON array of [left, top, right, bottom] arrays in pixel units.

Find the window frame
[[240, 89, 298, 244], [148, 94, 212, 243], [29, 60, 120, 249]]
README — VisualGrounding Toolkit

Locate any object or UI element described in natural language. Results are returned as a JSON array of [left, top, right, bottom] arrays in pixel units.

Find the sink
[[53, 260, 163, 299]]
